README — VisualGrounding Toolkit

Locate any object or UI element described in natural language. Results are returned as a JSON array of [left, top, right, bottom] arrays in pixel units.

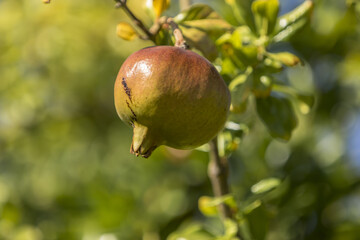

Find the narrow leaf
[[229, 72, 253, 113], [251, 178, 281, 194], [267, 52, 302, 66], [179, 19, 233, 37], [252, 0, 280, 35], [273, 0, 314, 41], [174, 4, 220, 22], [153, 0, 170, 19]]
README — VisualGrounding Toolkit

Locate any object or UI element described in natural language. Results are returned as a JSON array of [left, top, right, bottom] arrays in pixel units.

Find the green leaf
[[229, 71, 253, 113], [174, 4, 220, 22], [273, 0, 314, 42], [272, 84, 315, 114], [179, 19, 233, 38], [198, 195, 237, 217], [215, 219, 239, 240], [242, 199, 262, 214], [251, 178, 281, 194], [225, 0, 257, 33], [219, 123, 249, 156], [180, 26, 218, 61], [220, 57, 238, 76], [256, 94, 298, 140], [167, 224, 215, 240], [251, 0, 280, 35], [217, 27, 258, 67], [175, 4, 232, 61]]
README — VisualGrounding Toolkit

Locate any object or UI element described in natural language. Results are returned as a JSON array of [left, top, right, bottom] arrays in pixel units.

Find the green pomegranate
[[114, 46, 230, 158]]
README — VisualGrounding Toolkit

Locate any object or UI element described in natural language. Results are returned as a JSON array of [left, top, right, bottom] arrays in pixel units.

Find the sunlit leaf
[[221, 219, 239, 239], [251, 178, 281, 194], [179, 19, 233, 37], [153, 0, 170, 18], [252, 0, 280, 35], [116, 22, 138, 41], [256, 93, 298, 140], [225, 0, 257, 33], [267, 52, 302, 67], [229, 71, 253, 113], [217, 27, 258, 67], [220, 57, 238, 76], [167, 224, 214, 240], [198, 195, 237, 217], [273, 0, 314, 42], [174, 4, 220, 22]]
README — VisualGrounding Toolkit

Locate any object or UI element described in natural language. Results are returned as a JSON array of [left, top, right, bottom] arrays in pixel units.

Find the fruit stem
[[166, 18, 189, 49], [208, 137, 243, 239], [114, 0, 156, 43]]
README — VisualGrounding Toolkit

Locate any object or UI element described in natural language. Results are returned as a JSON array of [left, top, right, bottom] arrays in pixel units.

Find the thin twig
[[115, 0, 155, 43]]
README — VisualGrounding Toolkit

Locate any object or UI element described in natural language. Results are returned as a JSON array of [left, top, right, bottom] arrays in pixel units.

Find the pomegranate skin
[[114, 46, 230, 157]]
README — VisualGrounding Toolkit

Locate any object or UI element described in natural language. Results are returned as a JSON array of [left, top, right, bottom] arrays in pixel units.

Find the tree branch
[[115, 0, 155, 43], [208, 137, 243, 239], [208, 137, 233, 219]]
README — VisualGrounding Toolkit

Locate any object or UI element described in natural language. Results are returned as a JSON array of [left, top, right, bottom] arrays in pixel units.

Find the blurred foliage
[[1, 0, 360, 239]]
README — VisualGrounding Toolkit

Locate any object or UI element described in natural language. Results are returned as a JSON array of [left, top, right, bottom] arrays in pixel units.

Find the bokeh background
[[1, 0, 360, 239]]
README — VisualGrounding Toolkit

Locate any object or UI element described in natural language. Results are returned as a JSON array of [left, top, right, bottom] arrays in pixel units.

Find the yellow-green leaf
[[198, 196, 218, 216], [229, 72, 252, 113], [174, 4, 219, 22], [116, 22, 138, 41], [252, 0, 280, 35], [268, 52, 301, 66], [153, 0, 170, 19]]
